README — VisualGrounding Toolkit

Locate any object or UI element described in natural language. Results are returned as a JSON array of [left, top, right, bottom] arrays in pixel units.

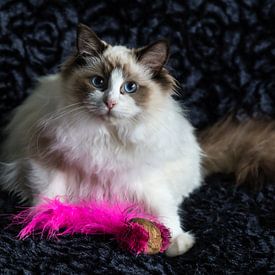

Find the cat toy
[[13, 198, 170, 255]]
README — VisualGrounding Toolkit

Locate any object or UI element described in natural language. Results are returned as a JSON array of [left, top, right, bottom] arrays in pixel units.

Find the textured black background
[[0, 0, 274, 274]]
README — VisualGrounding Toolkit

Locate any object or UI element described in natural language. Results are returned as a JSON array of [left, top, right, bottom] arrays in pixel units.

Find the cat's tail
[[198, 116, 275, 187]]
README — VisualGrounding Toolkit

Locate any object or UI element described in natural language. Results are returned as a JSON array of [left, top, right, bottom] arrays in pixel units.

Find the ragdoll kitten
[[1, 24, 202, 257]]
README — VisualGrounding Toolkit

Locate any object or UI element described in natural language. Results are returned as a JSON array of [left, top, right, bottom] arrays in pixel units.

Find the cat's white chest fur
[[37, 77, 202, 209]]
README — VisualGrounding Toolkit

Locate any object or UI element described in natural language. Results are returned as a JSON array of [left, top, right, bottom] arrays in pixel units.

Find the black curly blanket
[[0, 1, 274, 274]]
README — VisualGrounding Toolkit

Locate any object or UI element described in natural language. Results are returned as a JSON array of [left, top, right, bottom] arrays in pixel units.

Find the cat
[[0, 24, 202, 257]]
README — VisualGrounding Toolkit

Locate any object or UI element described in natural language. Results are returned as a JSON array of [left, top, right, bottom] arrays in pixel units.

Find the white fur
[[1, 70, 202, 256], [107, 68, 124, 103], [104, 46, 131, 63]]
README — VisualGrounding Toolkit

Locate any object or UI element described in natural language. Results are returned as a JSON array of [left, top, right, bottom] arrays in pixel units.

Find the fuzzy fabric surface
[[0, 0, 274, 274]]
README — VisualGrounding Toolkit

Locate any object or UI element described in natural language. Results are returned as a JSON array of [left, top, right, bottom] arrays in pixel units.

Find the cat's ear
[[77, 23, 106, 55], [136, 40, 169, 73]]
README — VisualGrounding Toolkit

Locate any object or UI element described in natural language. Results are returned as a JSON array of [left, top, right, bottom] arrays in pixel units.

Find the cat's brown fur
[[199, 116, 275, 187]]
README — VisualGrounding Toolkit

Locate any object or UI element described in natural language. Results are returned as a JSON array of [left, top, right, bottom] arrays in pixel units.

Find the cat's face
[[61, 24, 175, 123]]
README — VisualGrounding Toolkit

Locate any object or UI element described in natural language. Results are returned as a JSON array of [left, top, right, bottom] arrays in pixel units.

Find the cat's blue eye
[[123, 82, 137, 94], [90, 75, 105, 89]]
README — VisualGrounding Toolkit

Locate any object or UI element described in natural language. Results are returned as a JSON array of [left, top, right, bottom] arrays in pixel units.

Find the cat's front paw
[[165, 232, 195, 257]]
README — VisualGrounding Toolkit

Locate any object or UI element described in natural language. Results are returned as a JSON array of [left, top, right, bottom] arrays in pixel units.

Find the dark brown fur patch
[[77, 24, 107, 56], [62, 55, 116, 104], [199, 116, 275, 187], [135, 40, 169, 73], [153, 68, 177, 93]]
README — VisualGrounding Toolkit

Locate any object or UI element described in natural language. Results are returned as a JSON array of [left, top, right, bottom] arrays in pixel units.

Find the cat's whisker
[[41, 103, 82, 124], [30, 106, 86, 156], [28, 105, 79, 147], [27, 102, 82, 137], [33, 109, 86, 158]]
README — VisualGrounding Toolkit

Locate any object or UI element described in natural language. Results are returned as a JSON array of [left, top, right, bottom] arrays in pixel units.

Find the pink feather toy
[[13, 198, 170, 255]]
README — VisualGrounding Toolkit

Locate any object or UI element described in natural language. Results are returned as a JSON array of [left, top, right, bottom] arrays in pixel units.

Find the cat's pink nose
[[104, 99, 117, 110]]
